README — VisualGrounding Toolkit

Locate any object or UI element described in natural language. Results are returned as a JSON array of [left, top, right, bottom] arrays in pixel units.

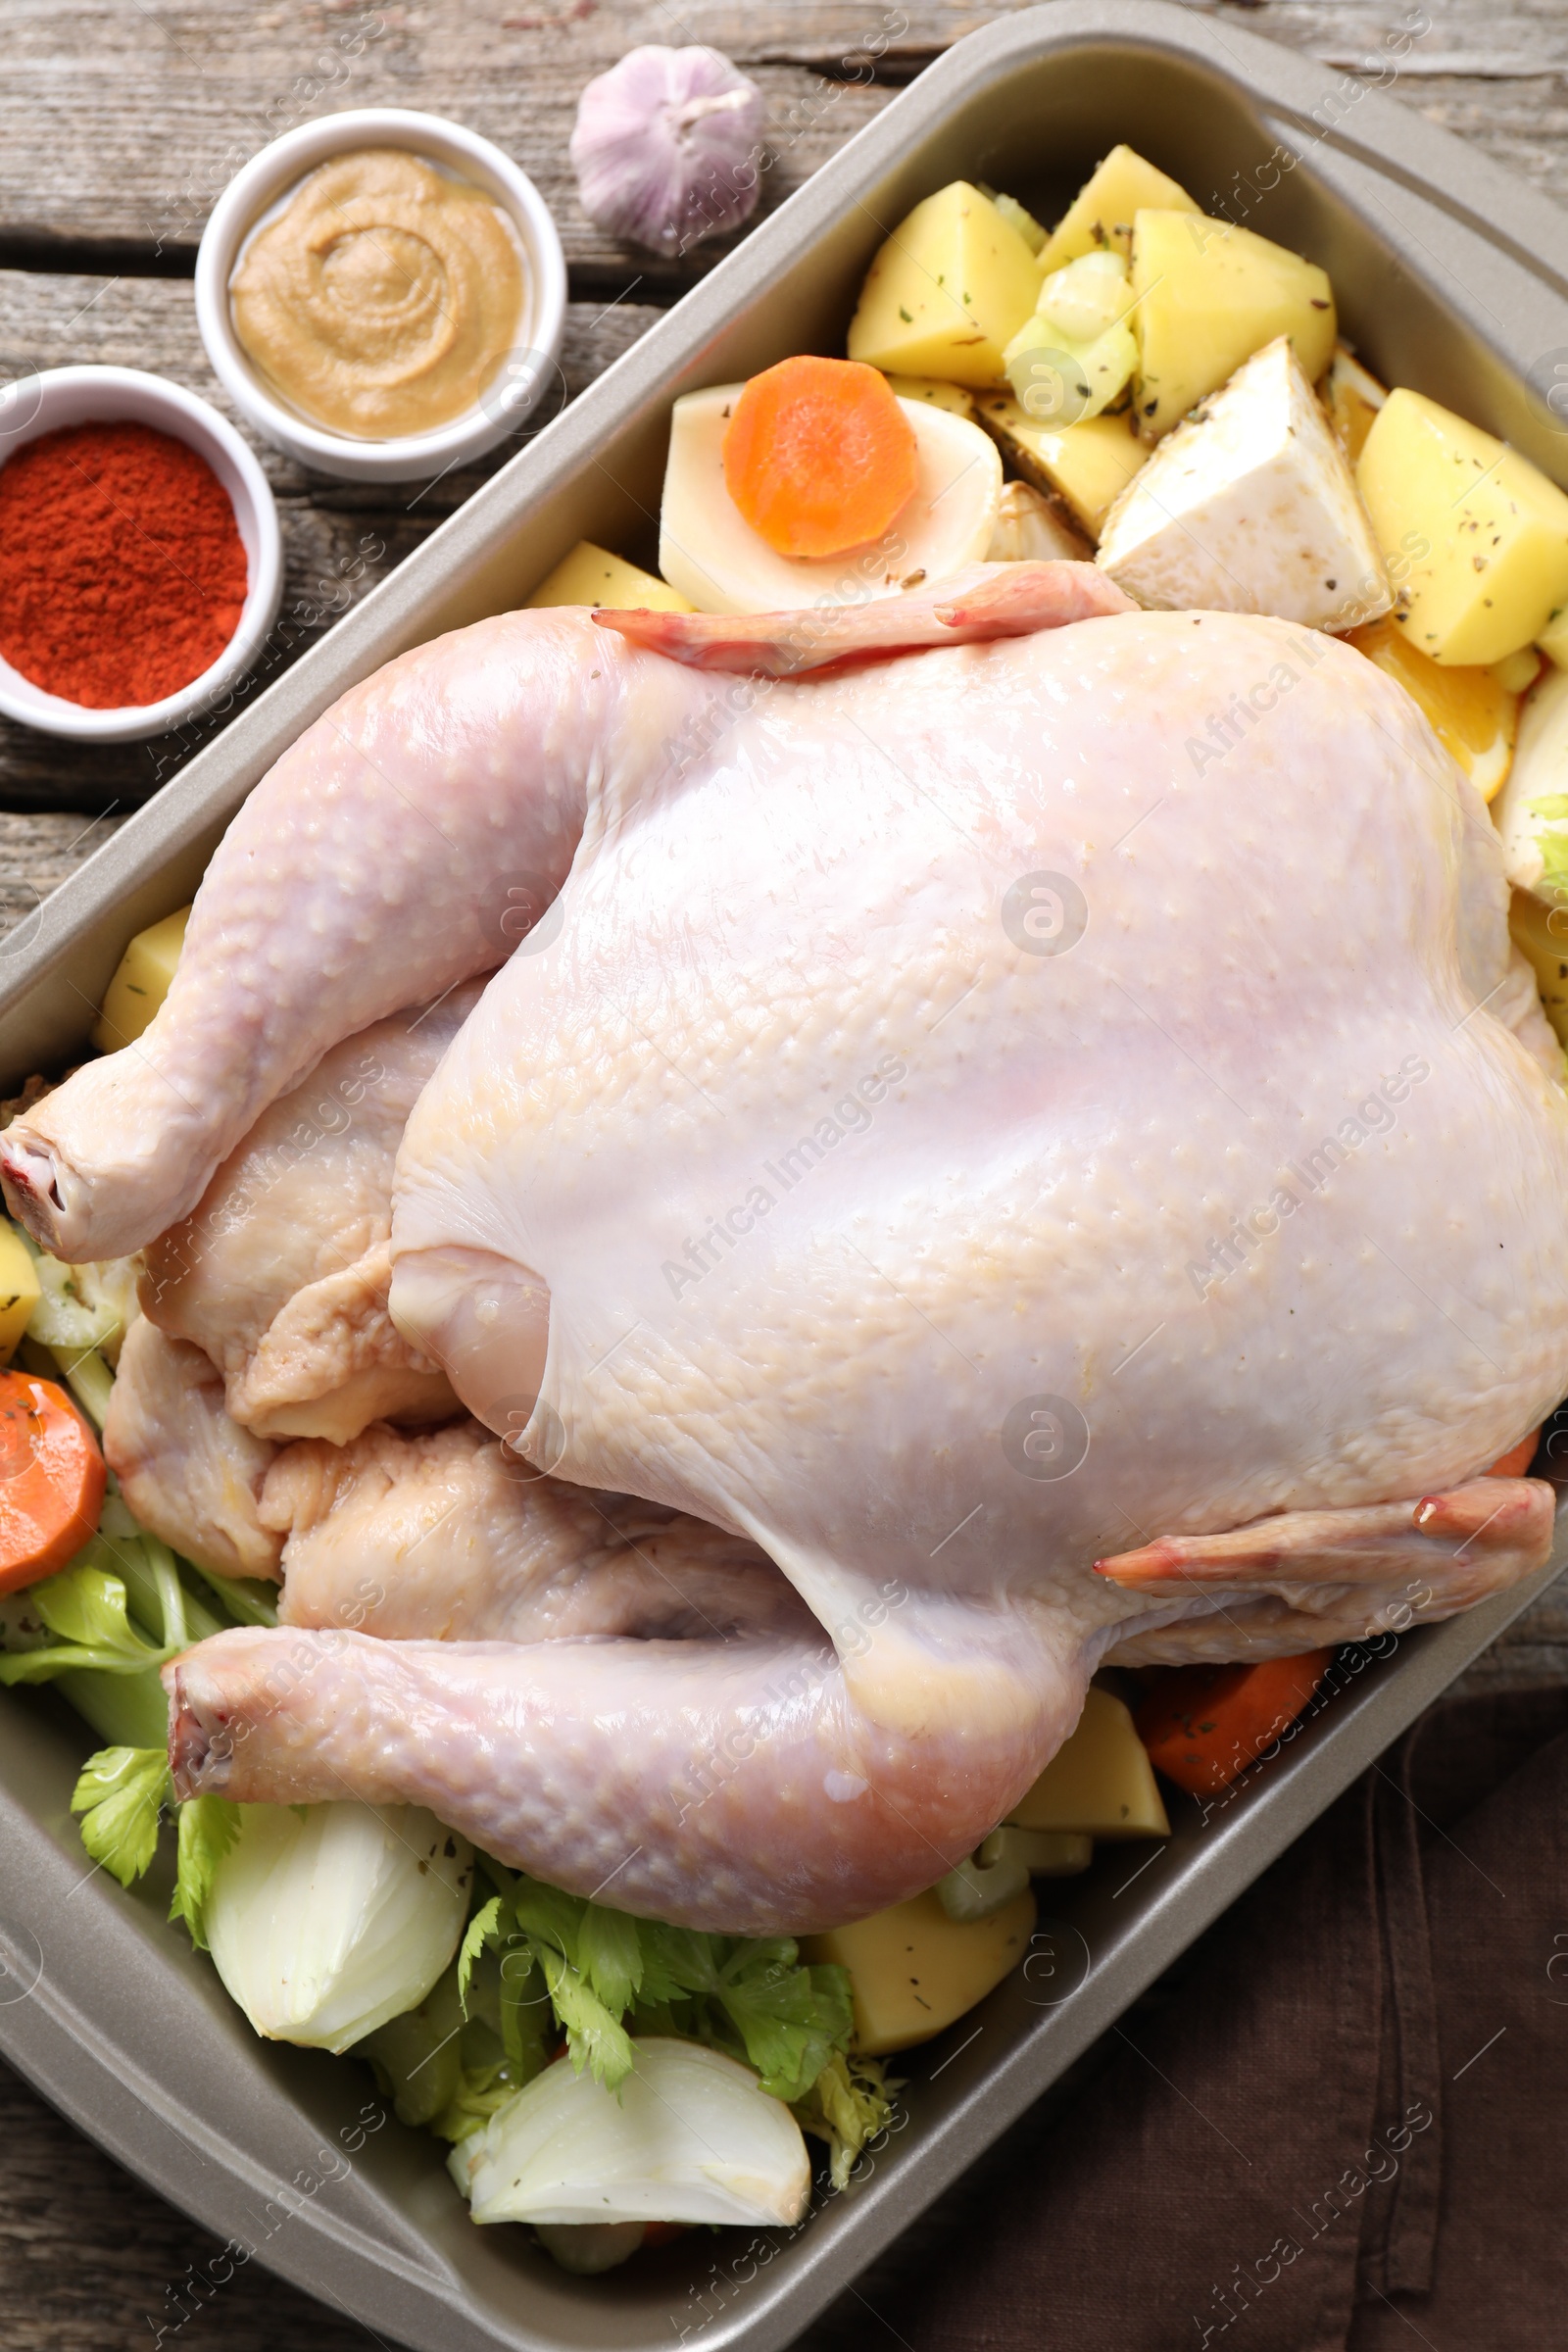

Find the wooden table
[[2, 2, 1567, 2342]]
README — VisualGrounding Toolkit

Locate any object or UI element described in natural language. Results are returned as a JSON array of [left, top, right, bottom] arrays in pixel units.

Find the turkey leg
[[163, 1579, 1087, 1935]]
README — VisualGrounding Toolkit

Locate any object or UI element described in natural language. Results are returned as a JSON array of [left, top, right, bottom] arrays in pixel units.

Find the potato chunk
[[847, 180, 1041, 388], [973, 393, 1149, 539], [1098, 336, 1389, 631], [880, 374, 976, 420], [1037, 143, 1199, 275], [1130, 210, 1337, 442], [1493, 648, 1544, 695], [1356, 389, 1568, 666], [1538, 607, 1568, 667], [1322, 343, 1387, 466], [803, 1885, 1036, 2056], [526, 541, 692, 612], [91, 906, 190, 1054], [1350, 616, 1518, 803], [0, 1227, 40, 1368], [1005, 1687, 1169, 1840]]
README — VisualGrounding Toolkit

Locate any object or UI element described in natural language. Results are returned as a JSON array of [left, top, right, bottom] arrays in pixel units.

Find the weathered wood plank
[[2, 0, 1568, 293], [0, 813, 125, 949], [0, 0, 895, 294], [0, 272, 663, 808], [0, 2043, 370, 2350], [2, 0, 1566, 815]]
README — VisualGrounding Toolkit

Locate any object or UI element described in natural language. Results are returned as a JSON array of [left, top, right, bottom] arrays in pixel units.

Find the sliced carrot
[[0, 1370, 105, 1594], [640, 2222, 689, 2246], [1134, 1651, 1333, 1797], [722, 356, 919, 560], [1487, 1428, 1541, 1478]]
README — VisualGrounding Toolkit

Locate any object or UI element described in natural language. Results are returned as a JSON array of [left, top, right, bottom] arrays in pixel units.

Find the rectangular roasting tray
[[3, 6, 1568, 2345]]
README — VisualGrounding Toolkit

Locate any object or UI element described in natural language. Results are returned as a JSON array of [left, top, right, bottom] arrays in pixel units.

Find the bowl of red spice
[[0, 366, 282, 742]]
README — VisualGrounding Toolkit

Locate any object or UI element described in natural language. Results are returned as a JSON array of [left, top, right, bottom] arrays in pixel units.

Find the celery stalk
[[184, 1563, 278, 1629], [56, 1663, 169, 1749], [108, 1544, 225, 1650], [59, 1347, 115, 1431], [142, 1535, 187, 1650]]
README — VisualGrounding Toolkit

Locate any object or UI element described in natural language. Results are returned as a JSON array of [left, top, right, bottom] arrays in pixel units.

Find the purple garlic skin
[[569, 44, 765, 259]]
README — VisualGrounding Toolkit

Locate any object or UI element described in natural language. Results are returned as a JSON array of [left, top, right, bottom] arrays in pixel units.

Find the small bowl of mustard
[[195, 109, 567, 485]]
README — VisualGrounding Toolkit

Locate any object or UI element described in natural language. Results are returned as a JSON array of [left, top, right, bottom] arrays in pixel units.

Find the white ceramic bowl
[[194, 109, 568, 485], [0, 365, 283, 746]]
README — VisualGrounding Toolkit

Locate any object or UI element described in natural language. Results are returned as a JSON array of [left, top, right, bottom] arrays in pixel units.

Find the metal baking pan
[[2, 4, 1567, 2345]]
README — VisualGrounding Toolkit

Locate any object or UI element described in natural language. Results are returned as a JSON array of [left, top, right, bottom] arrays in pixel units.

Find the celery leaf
[[467, 1856, 856, 2108], [537, 1942, 634, 2089], [717, 1944, 855, 2102], [576, 1902, 644, 2016], [639, 1922, 720, 2005], [456, 1895, 503, 2015], [169, 1792, 240, 1950], [33, 1563, 151, 1659], [70, 1744, 168, 1887], [510, 1875, 588, 1968]]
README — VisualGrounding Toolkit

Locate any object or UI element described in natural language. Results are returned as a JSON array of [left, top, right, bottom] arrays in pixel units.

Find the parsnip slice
[[1097, 336, 1389, 630]]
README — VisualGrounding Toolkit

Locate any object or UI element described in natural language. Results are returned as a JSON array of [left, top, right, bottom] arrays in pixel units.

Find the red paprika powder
[[0, 419, 248, 710]]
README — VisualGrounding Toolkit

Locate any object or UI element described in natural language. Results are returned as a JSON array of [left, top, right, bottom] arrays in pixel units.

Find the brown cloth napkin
[[842, 1690, 1568, 2352]]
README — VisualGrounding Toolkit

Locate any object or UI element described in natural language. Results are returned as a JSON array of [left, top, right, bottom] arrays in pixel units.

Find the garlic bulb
[[570, 46, 765, 259], [206, 1800, 472, 2055]]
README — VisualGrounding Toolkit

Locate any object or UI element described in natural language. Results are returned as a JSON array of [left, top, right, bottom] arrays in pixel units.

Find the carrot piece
[[1486, 1428, 1541, 1478], [640, 2222, 688, 2246], [1134, 1651, 1334, 1797], [722, 356, 919, 559], [0, 1370, 106, 1594]]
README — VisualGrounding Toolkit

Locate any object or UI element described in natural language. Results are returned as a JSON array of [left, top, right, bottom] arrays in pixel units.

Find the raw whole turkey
[[5, 561, 1565, 1934]]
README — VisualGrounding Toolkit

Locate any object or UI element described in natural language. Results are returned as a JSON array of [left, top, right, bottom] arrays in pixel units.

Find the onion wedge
[[449, 2037, 811, 2227]]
